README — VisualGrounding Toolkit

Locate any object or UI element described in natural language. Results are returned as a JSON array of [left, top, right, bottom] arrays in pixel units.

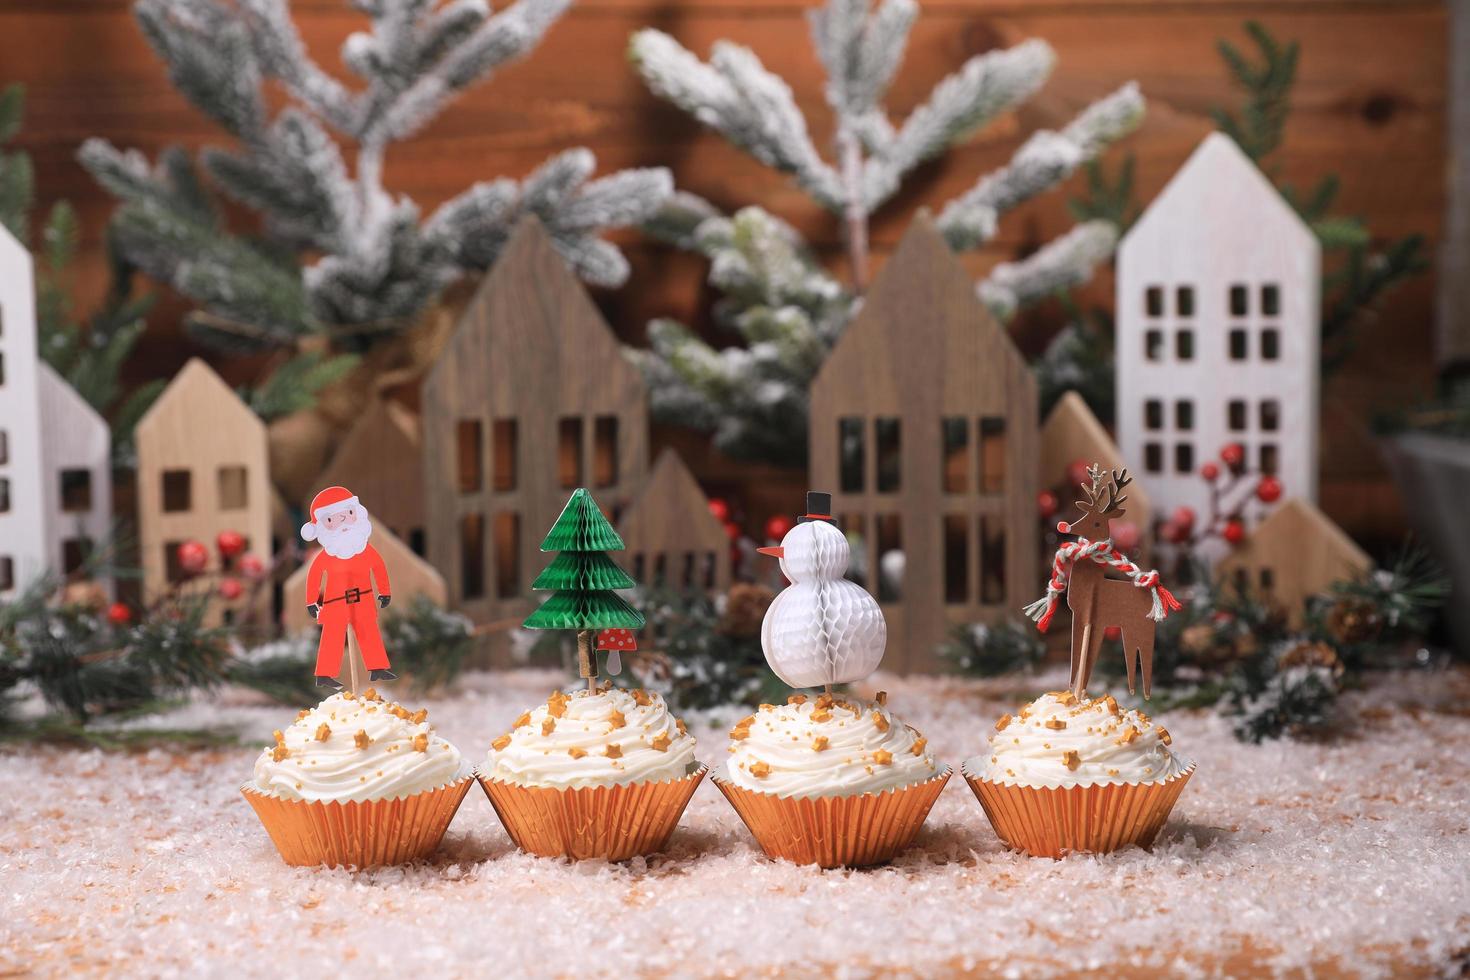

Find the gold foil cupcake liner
[[713, 766, 951, 869], [962, 759, 1195, 859], [242, 775, 474, 868], [477, 763, 708, 861]]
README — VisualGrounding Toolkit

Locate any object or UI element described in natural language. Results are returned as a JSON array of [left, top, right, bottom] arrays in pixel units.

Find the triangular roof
[[618, 448, 727, 552], [1123, 132, 1316, 254], [811, 215, 1033, 411], [1040, 390, 1153, 533], [0, 221, 32, 277], [1216, 497, 1370, 588], [136, 357, 265, 441], [36, 363, 109, 456]]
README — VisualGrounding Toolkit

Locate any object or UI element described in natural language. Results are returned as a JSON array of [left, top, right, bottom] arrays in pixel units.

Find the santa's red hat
[[300, 485, 359, 542]]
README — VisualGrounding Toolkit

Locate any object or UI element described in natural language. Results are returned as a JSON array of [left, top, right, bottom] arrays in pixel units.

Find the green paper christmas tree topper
[[524, 489, 643, 686]]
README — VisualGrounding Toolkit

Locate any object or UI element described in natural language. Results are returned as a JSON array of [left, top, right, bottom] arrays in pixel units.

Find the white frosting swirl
[[723, 694, 938, 799], [480, 687, 699, 790], [252, 691, 465, 803], [975, 691, 1189, 789]]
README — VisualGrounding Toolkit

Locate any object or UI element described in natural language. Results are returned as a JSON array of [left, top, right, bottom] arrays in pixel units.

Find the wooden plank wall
[[0, 0, 1448, 552]]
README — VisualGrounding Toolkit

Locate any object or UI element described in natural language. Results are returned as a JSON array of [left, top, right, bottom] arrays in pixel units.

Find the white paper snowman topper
[[758, 492, 886, 689]]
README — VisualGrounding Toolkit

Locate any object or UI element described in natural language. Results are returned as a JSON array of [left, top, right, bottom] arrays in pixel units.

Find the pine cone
[[1278, 641, 1344, 678], [62, 581, 108, 610], [719, 583, 775, 637], [1326, 598, 1383, 645]]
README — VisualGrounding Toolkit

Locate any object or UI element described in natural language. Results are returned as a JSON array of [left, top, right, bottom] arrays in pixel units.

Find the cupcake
[[243, 688, 473, 867], [712, 492, 950, 868], [478, 685, 706, 861], [714, 690, 949, 868], [963, 690, 1194, 858]]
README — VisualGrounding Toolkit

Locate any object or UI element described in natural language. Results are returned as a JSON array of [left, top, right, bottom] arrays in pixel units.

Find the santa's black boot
[[369, 669, 397, 681], [316, 675, 343, 689]]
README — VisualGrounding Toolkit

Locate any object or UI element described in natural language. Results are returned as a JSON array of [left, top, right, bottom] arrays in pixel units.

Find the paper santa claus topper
[[758, 491, 886, 690], [299, 485, 394, 690]]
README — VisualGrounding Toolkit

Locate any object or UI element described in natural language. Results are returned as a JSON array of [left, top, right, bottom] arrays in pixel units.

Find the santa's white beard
[[318, 512, 373, 559]]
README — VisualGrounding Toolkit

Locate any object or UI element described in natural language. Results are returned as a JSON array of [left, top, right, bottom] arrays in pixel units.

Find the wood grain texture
[[1215, 496, 1371, 626], [617, 447, 731, 593], [421, 217, 648, 625], [309, 398, 427, 555], [810, 216, 1038, 674], [133, 358, 272, 624], [1040, 390, 1153, 555]]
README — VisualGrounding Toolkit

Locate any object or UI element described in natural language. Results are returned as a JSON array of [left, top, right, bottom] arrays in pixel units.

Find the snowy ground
[[2, 667, 1468, 978]]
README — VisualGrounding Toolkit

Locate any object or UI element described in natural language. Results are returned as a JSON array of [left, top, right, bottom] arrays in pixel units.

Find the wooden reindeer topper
[[1024, 465, 1181, 698]]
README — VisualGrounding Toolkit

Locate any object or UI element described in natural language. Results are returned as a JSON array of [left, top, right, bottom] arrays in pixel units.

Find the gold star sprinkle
[[995, 714, 1012, 732], [631, 690, 652, 706], [568, 747, 587, 759], [315, 724, 331, 742], [911, 737, 927, 756], [1157, 727, 1172, 745], [1062, 750, 1081, 771], [787, 693, 808, 705], [872, 712, 889, 733], [272, 745, 289, 762], [542, 718, 556, 736], [875, 691, 888, 706], [651, 732, 672, 752], [676, 719, 687, 735], [272, 729, 285, 745], [412, 733, 428, 752], [363, 687, 379, 702], [813, 736, 830, 752], [811, 709, 832, 723], [749, 760, 771, 778], [513, 712, 531, 728], [1045, 718, 1066, 731], [608, 709, 626, 729], [354, 730, 371, 749], [605, 744, 622, 759], [410, 709, 428, 725], [873, 750, 893, 766], [491, 735, 511, 751]]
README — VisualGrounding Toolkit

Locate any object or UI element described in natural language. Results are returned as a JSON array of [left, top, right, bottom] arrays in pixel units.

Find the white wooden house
[[0, 225, 46, 597], [1117, 132, 1321, 534], [37, 363, 112, 586]]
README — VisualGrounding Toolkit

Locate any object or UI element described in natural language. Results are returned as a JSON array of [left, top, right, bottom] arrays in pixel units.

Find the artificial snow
[[2, 667, 1468, 976]]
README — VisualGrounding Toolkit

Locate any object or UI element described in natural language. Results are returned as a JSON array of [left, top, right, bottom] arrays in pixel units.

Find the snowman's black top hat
[[797, 490, 834, 524]]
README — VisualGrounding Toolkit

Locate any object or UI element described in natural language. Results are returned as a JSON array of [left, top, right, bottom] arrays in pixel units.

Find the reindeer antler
[[1103, 468, 1132, 515], [1076, 463, 1106, 510]]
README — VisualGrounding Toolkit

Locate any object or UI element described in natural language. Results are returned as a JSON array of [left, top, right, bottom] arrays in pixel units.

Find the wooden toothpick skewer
[[577, 629, 596, 692], [346, 630, 365, 694], [1072, 623, 1092, 699]]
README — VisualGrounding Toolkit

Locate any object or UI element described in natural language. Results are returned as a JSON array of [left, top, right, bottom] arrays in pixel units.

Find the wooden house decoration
[[38, 363, 112, 587], [1215, 497, 1370, 626], [0, 225, 48, 597], [281, 524, 446, 634], [421, 218, 648, 625], [310, 398, 427, 555], [1117, 132, 1321, 536], [1040, 391, 1153, 548], [135, 358, 271, 623], [808, 217, 1038, 674], [617, 448, 731, 594]]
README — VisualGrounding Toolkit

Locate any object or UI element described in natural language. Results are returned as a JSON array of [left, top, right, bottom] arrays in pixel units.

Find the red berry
[[216, 530, 246, 558], [1221, 443, 1245, 468], [707, 498, 730, 523], [1037, 490, 1059, 519], [239, 554, 267, 580], [1171, 506, 1197, 530], [1255, 475, 1283, 503], [218, 578, 244, 601], [105, 602, 132, 626], [1222, 520, 1247, 545], [1111, 521, 1141, 552], [1160, 521, 1186, 544], [1066, 459, 1092, 489], [1103, 625, 1122, 641], [1200, 462, 1220, 481], [176, 540, 209, 575], [764, 515, 794, 542], [723, 521, 742, 542], [1056, 521, 1071, 534]]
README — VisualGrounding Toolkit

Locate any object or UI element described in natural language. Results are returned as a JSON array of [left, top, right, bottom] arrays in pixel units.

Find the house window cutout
[[60, 469, 93, 513], [0, 556, 11, 591], [0, 352, 5, 386], [979, 515, 1006, 605], [162, 470, 192, 512], [0, 476, 9, 513], [1175, 400, 1194, 431], [1228, 400, 1248, 432], [1259, 567, 1275, 592], [839, 513, 867, 588], [702, 552, 717, 590], [1144, 442, 1163, 474], [1260, 443, 1279, 475], [592, 416, 618, 488], [1176, 286, 1195, 318], [62, 538, 92, 575], [164, 540, 195, 584], [1260, 328, 1280, 361], [941, 418, 968, 494], [1261, 284, 1280, 317], [979, 417, 1007, 493], [558, 417, 583, 489], [1145, 329, 1164, 361], [1145, 286, 1164, 317], [875, 418, 901, 493], [1174, 442, 1195, 474], [494, 512, 519, 599], [0, 429, 7, 465], [681, 552, 696, 589], [1229, 284, 1249, 317], [456, 420, 483, 493], [1260, 400, 1281, 432], [1175, 329, 1195, 361], [1229, 328, 1248, 360], [493, 418, 517, 492], [838, 418, 865, 493], [652, 553, 668, 586], [875, 513, 902, 602], [632, 553, 646, 582], [460, 513, 485, 600], [943, 514, 968, 605], [218, 465, 248, 510], [409, 527, 426, 556], [1144, 399, 1163, 431]]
